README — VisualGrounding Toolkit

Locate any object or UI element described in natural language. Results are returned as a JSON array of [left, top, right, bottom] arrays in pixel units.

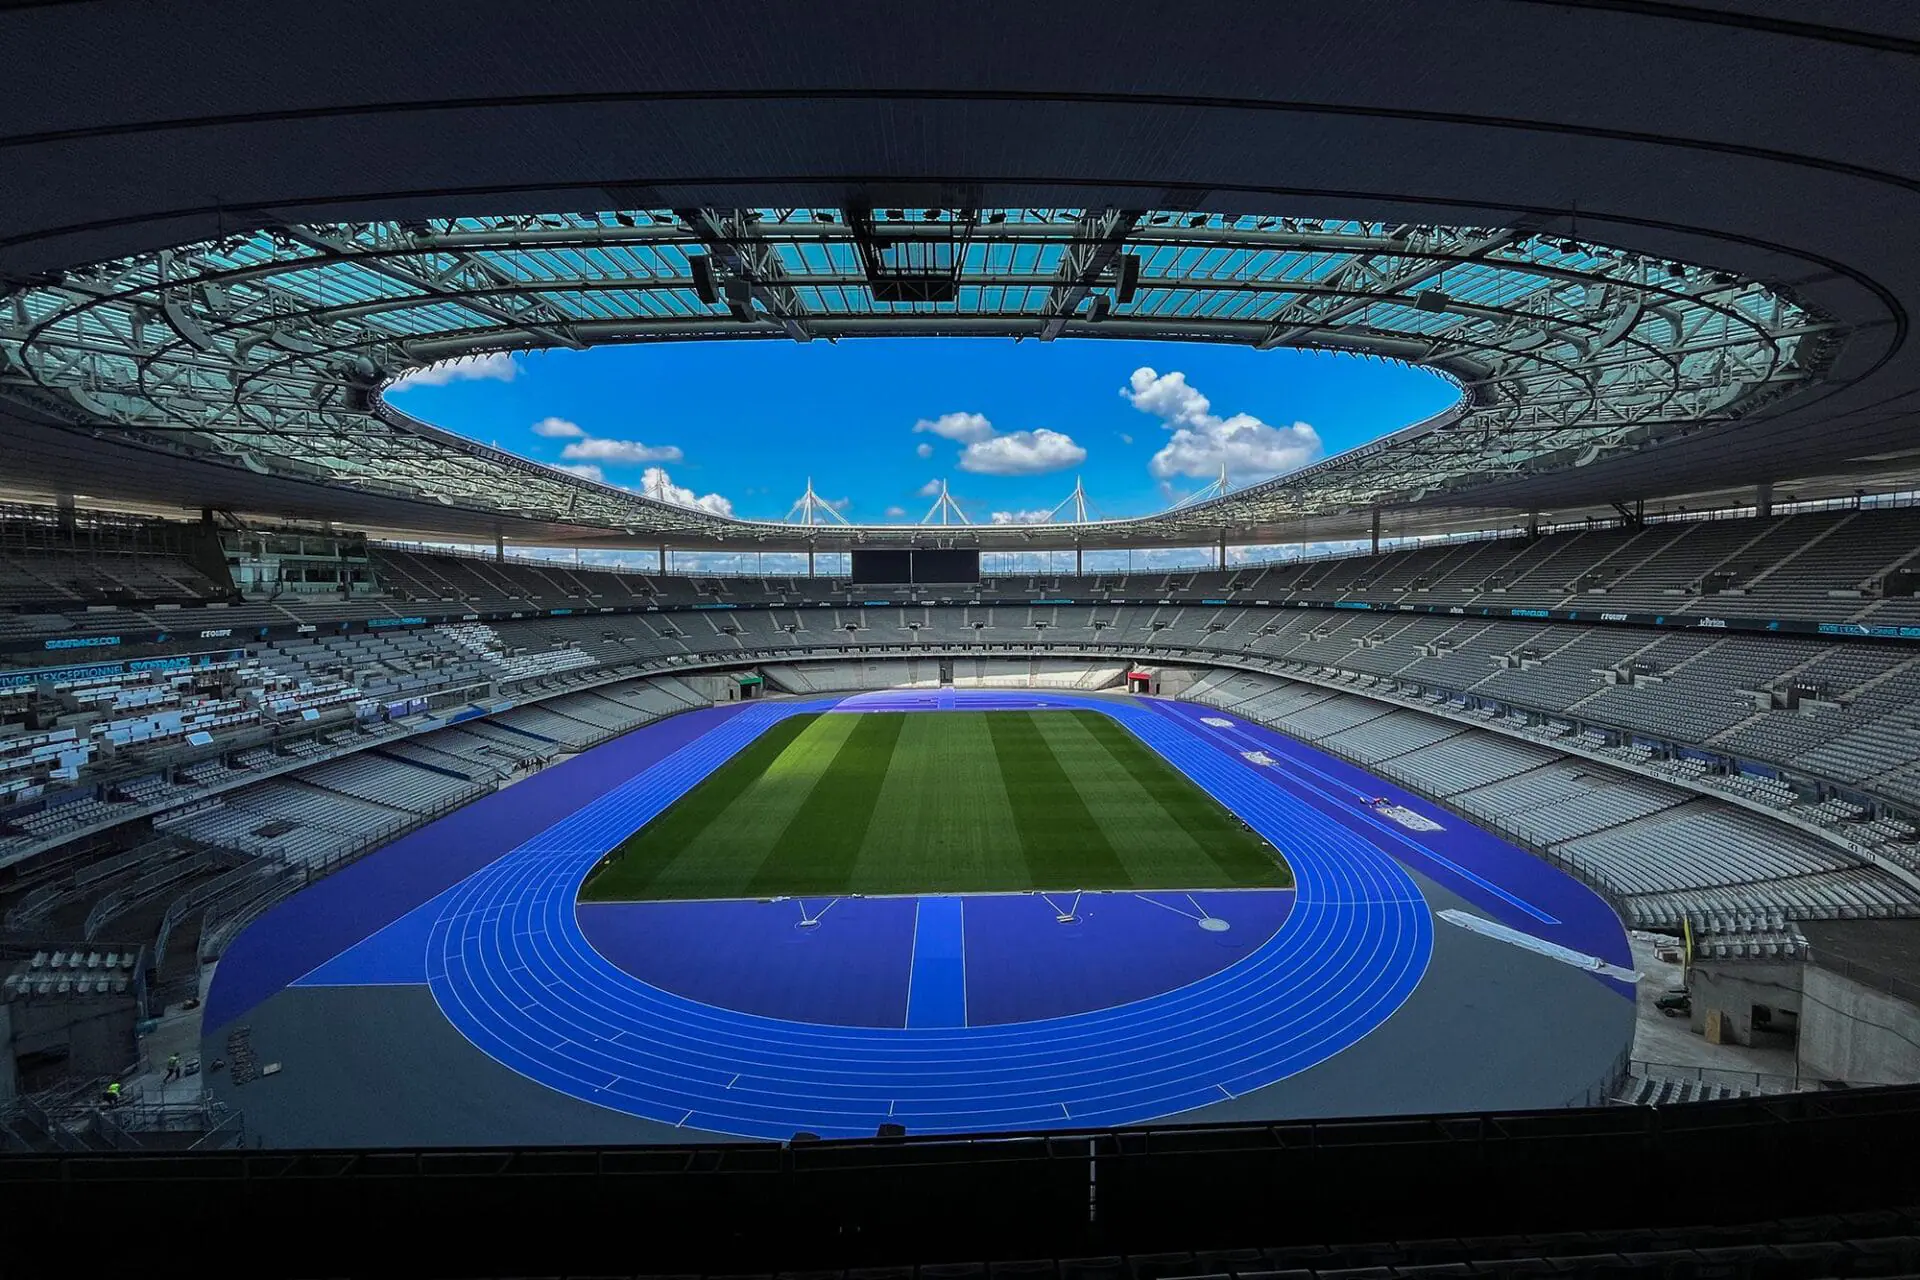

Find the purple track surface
[[203, 702, 750, 1031], [1142, 698, 1632, 990], [575, 889, 1296, 1028], [205, 689, 1629, 1138]]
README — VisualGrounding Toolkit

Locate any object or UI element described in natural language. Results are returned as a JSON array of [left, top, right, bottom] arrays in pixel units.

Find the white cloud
[[532, 416, 585, 438], [990, 509, 1054, 525], [1123, 367, 1322, 481], [917, 479, 944, 497], [885, 505, 908, 518], [958, 428, 1086, 476], [635, 466, 733, 517], [913, 411, 995, 443], [917, 411, 1086, 476], [562, 437, 684, 464], [390, 351, 519, 388], [551, 462, 605, 482]]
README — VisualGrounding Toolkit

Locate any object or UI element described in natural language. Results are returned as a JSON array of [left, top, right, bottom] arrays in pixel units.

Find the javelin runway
[[207, 690, 1634, 1144]]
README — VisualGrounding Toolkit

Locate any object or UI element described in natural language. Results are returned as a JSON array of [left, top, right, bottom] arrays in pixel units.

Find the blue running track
[[410, 691, 1433, 1140], [215, 690, 1627, 1142]]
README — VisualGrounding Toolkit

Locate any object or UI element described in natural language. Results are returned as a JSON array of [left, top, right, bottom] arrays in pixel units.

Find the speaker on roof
[[689, 254, 717, 304], [1114, 252, 1140, 304]]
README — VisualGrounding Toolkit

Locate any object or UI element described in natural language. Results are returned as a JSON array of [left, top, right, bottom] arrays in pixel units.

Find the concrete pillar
[[1217, 529, 1227, 571], [1075, 543, 1083, 576], [807, 545, 815, 578], [493, 532, 504, 563], [1757, 482, 1774, 520], [658, 544, 668, 574], [1527, 508, 1540, 539], [1634, 498, 1645, 525], [57, 494, 77, 537], [1370, 510, 1381, 556]]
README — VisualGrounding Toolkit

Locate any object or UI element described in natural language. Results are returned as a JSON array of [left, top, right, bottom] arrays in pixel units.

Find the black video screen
[[911, 549, 980, 584], [851, 549, 914, 583], [849, 549, 981, 584]]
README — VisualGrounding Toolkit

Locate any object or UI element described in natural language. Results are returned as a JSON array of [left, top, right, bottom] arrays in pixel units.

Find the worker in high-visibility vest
[[165, 1053, 182, 1083], [104, 1081, 121, 1105]]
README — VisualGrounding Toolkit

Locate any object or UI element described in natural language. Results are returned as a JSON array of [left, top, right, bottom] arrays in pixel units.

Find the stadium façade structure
[[3, 1, 1920, 554], [4, 2, 1920, 1273]]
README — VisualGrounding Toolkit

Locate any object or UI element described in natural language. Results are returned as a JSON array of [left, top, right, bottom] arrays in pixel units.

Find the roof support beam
[[1256, 226, 1521, 350], [675, 209, 813, 342], [276, 227, 588, 358], [1039, 209, 1141, 341]]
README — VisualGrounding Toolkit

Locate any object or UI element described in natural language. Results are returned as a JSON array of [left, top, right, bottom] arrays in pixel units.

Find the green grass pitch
[[580, 710, 1292, 901]]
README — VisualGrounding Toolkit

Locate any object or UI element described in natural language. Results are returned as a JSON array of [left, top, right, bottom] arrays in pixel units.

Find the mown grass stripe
[[986, 711, 1133, 890], [1079, 712, 1290, 886], [583, 708, 1291, 902], [1029, 710, 1221, 885], [851, 714, 1027, 894], [646, 712, 861, 897], [580, 713, 824, 901], [747, 712, 906, 895]]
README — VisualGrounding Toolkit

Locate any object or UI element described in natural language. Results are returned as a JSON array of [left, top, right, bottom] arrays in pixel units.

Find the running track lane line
[[421, 692, 1433, 1139]]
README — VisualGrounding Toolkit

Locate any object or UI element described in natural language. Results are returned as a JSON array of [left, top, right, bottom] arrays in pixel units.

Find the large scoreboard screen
[[850, 549, 981, 584]]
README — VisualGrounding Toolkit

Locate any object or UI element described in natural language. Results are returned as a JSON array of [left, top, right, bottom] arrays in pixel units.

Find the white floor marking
[[1437, 909, 1639, 981], [1133, 892, 1207, 923]]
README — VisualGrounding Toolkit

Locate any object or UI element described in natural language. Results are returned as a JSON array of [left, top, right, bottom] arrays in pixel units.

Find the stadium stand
[[0, 662, 738, 1031], [5, 506, 1920, 996]]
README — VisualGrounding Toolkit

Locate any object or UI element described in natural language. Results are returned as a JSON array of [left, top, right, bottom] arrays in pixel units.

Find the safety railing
[[1629, 1059, 1807, 1096]]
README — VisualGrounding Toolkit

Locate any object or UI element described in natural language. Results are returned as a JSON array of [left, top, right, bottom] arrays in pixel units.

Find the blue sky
[[387, 339, 1458, 525]]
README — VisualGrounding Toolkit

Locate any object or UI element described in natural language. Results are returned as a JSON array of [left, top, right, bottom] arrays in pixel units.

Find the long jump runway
[[206, 691, 1633, 1143]]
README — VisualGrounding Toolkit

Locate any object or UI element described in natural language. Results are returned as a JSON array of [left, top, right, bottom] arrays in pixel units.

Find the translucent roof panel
[[0, 208, 1835, 541]]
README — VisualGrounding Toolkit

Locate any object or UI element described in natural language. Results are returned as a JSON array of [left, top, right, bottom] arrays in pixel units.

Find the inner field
[[579, 709, 1293, 901]]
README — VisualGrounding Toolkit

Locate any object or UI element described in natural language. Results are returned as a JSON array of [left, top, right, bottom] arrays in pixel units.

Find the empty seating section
[[1186, 670, 1920, 929], [0, 667, 725, 977], [299, 752, 485, 815], [6, 506, 1920, 950], [0, 548, 223, 608], [0, 620, 621, 838]]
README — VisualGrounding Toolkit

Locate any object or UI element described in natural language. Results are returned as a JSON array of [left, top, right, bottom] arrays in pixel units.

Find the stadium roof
[[0, 210, 1833, 548], [1, 2, 1917, 550]]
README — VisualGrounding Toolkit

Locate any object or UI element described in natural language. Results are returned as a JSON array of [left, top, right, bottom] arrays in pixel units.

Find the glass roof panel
[[0, 207, 1831, 540]]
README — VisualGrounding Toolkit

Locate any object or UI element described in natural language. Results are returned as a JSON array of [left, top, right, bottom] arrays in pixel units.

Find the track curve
[[424, 692, 1433, 1140]]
